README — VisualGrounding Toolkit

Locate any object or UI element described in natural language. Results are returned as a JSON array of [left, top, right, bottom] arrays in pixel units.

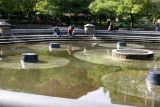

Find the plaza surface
[[0, 26, 160, 44]]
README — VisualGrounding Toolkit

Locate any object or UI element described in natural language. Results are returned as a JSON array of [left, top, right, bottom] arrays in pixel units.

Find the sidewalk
[[12, 27, 160, 36]]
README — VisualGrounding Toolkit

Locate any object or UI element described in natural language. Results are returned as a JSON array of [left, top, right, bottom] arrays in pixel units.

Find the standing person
[[154, 18, 160, 31], [54, 26, 61, 38], [67, 25, 74, 37], [107, 21, 111, 30], [107, 22, 113, 31], [155, 22, 159, 31]]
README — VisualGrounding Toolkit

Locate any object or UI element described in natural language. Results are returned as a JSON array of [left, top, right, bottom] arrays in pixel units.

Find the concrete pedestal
[[0, 21, 11, 36], [21, 53, 38, 63], [146, 69, 160, 85], [84, 24, 95, 35], [50, 43, 60, 48]]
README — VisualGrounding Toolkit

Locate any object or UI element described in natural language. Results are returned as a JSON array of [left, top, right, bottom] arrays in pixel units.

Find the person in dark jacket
[[54, 26, 61, 38]]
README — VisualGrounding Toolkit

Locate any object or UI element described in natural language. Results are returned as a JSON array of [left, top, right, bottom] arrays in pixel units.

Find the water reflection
[[146, 72, 160, 107], [91, 43, 97, 48], [102, 70, 160, 107], [0, 49, 5, 61], [79, 87, 110, 103], [146, 80, 160, 98], [74, 49, 159, 68], [0, 66, 99, 98], [99, 43, 144, 49], [0, 54, 70, 69], [146, 80, 160, 93], [79, 87, 134, 107], [66, 44, 74, 55], [26, 43, 80, 52], [83, 46, 88, 56]]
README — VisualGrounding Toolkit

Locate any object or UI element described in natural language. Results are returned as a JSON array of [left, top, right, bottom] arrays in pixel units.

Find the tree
[[89, 0, 117, 19], [142, 0, 160, 22], [41, 0, 94, 24], [116, 0, 144, 27], [45, 0, 93, 15], [0, 0, 39, 20], [89, 0, 144, 27], [0, 0, 17, 15], [35, 0, 49, 14]]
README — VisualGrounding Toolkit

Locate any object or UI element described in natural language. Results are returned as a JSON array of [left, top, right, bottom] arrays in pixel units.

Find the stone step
[[0, 36, 156, 41], [1, 33, 160, 44], [13, 37, 155, 42]]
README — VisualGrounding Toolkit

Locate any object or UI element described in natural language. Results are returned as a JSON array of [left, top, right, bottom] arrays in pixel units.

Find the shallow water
[[0, 42, 160, 107]]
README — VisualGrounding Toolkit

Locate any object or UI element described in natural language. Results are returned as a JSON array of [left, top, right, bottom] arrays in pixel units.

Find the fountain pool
[[0, 41, 160, 107]]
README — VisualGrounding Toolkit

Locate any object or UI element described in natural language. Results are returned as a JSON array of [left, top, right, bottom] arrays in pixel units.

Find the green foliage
[[45, 0, 93, 15], [0, 0, 38, 14], [142, 0, 160, 20], [88, 65, 121, 85], [89, 0, 160, 27], [89, 0, 117, 18], [116, 0, 144, 16], [0, 0, 17, 14], [89, 0, 144, 27], [89, 0, 144, 16], [35, 0, 50, 14], [1, 0, 160, 26]]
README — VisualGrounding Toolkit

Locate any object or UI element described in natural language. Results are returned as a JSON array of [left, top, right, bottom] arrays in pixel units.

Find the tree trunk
[[130, 13, 134, 28]]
